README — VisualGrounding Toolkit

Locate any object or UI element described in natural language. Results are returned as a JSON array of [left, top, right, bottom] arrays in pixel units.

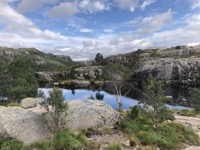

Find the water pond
[[39, 88, 190, 110]]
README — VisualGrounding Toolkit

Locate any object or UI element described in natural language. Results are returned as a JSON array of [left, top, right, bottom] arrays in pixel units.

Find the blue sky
[[0, 0, 200, 60]]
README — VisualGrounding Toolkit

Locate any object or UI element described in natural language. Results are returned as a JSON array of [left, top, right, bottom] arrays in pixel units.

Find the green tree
[[45, 88, 68, 133], [95, 53, 103, 64], [103, 63, 132, 111], [190, 88, 200, 112], [142, 74, 174, 123], [6, 59, 38, 102]]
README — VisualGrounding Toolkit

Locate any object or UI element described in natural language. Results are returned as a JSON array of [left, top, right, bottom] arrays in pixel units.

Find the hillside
[[0, 47, 76, 71], [105, 45, 200, 85]]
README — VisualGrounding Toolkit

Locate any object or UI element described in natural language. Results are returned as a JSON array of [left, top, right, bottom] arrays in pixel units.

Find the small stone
[[121, 140, 130, 147]]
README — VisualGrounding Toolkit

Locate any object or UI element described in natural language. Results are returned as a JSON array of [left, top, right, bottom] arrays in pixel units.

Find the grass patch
[[0, 101, 20, 107], [106, 143, 122, 150], [0, 139, 26, 150], [0, 129, 88, 150], [174, 109, 200, 118], [30, 140, 53, 150], [120, 115, 199, 149]]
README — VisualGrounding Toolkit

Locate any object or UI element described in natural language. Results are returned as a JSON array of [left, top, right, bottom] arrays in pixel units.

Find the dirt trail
[[175, 115, 200, 150]]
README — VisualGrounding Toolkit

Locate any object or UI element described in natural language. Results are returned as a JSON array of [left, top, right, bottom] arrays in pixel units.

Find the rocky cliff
[[106, 45, 200, 84]]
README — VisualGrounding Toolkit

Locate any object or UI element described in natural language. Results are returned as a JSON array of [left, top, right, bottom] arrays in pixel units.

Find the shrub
[[190, 88, 200, 112], [129, 135, 137, 147], [142, 74, 174, 123], [127, 105, 140, 120]]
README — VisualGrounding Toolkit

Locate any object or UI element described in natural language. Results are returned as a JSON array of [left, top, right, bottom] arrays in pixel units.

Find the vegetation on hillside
[[119, 75, 199, 149], [0, 59, 38, 103], [0, 47, 77, 72]]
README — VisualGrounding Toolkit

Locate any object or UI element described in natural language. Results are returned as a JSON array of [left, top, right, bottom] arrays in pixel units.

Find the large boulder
[[0, 106, 52, 144], [20, 97, 42, 109], [64, 100, 121, 130], [0, 100, 120, 144]]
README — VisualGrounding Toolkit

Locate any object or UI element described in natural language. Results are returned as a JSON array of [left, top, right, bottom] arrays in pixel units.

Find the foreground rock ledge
[[0, 100, 120, 144]]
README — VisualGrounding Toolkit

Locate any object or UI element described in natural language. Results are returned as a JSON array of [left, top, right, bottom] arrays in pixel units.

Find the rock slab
[[65, 100, 121, 130], [0, 106, 52, 144], [0, 100, 120, 144]]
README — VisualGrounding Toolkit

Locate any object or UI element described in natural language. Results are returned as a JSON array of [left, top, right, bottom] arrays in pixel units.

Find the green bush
[[106, 143, 122, 150], [142, 74, 175, 123], [127, 105, 140, 120], [190, 88, 200, 112]]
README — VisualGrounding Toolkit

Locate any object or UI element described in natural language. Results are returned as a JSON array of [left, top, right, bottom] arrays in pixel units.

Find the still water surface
[[39, 88, 189, 110]]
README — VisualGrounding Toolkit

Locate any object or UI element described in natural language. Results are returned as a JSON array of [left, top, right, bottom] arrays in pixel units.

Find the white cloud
[[187, 43, 200, 46], [141, 0, 156, 10], [139, 9, 173, 34], [115, 0, 139, 12], [1, 0, 18, 3], [48, 2, 79, 18], [0, 3, 67, 49], [80, 28, 93, 33], [79, 0, 109, 13], [191, 0, 200, 10], [103, 28, 114, 33], [1, 1, 200, 61], [18, 0, 57, 13], [144, 13, 200, 47]]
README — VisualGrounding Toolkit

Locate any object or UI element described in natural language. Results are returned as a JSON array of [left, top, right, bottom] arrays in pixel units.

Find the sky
[[0, 0, 200, 61]]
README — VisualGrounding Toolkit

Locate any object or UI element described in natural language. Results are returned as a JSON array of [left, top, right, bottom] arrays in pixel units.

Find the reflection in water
[[164, 85, 191, 106], [71, 89, 75, 95], [39, 88, 190, 110], [96, 91, 104, 100]]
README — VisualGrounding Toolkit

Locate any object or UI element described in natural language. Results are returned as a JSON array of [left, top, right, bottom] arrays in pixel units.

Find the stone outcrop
[[0, 106, 52, 144], [131, 45, 200, 84], [36, 66, 103, 83], [20, 97, 42, 109], [74, 66, 103, 80], [104, 45, 200, 84], [0, 100, 120, 144], [65, 100, 121, 130], [35, 72, 53, 81], [133, 57, 200, 84]]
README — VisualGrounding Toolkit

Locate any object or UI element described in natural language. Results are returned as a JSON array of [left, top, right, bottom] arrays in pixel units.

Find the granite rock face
[[65, 100, 121, 130], [0, 106, 52, 144], [133, 57, 200, 83], [105, 45, 200, 84], [131, 46, 200, 84], [74, 66, 103, 80], [0, 100, 120, 144]]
